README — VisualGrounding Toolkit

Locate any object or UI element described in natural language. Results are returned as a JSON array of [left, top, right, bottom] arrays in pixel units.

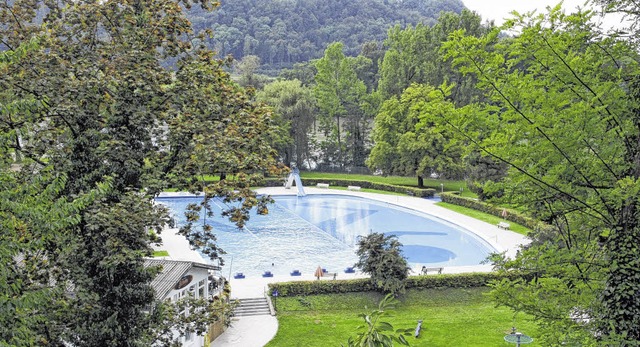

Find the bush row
[[440, 192, 543, 230], [262, 177, 436, 198], [267, 272, 525, 297], [268, 278, 375, 297]]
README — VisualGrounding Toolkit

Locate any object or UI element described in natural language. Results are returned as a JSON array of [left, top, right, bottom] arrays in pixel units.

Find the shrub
[[267, 272, 527, 297]]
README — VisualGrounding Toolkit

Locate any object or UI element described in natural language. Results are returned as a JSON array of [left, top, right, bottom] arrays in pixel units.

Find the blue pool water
[[156, 195, 495, 277]]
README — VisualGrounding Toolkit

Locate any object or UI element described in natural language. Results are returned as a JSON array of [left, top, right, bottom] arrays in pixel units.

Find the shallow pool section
[[156, 195, 495, 277]]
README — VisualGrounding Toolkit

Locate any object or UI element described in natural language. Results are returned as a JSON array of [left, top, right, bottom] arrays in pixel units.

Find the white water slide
[[284, 169, 306, 196]]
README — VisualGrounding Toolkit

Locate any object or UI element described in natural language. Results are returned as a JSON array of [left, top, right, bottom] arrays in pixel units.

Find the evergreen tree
[[355, 233, 410, 295]]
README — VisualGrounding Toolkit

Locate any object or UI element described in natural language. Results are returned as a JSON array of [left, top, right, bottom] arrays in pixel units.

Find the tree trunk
[[336, 114, 342, 168], [284, 149, 291, 168], [417, 176, 424, 188], [601, 218, 640, 341]]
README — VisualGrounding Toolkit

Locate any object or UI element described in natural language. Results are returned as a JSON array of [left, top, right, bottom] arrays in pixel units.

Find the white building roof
[[144, 259, 219, 300]]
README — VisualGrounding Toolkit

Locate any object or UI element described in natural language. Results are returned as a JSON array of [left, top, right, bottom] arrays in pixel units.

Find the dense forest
[[186, 0, 465, 71], [253, 9, 492, 181]]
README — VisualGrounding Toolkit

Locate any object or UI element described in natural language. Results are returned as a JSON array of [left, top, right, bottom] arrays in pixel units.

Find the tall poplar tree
[[314, 42, 369, 168], [377, 9, 490, 105]]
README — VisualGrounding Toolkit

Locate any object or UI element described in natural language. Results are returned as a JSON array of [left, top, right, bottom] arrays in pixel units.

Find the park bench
[[322, 271, 338, 280], [497, 221, 511, 230], [317, 183, 330, 189], [347, 185, 361, 191], [421, 267, 443, 275]]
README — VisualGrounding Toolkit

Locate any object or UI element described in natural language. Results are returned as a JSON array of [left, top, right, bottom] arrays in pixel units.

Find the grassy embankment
[[435, 202, 530, 236], [299, 172, 474, 198], [266, 288, 540, 347]]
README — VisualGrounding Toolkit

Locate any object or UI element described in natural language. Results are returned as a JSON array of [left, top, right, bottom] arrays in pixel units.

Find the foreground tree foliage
[[343, 294, 412, 347], [0, 0, 280, 345], [443, 5, 640, 345], [355, 233, 410, 295]]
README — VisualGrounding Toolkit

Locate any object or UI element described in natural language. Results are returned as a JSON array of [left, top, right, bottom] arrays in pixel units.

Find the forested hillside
[[187, 0, 465, 71]]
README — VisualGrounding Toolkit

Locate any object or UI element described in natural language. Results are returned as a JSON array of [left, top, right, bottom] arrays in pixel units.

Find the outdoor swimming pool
[[156, 194, 496, 277]]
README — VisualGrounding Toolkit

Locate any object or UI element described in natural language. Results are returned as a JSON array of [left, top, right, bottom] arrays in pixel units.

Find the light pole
[[272, 289, 279, 312], [440, 183, 444, 193], [227, 255, 234, 280]]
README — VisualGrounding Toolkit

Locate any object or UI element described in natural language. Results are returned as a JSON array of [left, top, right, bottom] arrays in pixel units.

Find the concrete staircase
[[233, 297, 271, 317]]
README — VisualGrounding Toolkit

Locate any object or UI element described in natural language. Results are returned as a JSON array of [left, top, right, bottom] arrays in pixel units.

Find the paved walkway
[[211, 315, 278, 347], [157, 187, 530, 347]]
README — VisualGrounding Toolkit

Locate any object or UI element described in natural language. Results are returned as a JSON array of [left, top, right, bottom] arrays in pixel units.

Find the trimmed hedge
[[267, 272, 526, 297], [261, 177, 436, 198], [268, 278, 375, 297], [440, 192, 545, 230]]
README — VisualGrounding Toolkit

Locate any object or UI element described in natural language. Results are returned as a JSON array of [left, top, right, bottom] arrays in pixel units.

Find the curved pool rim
[[156, 189, 511, 277], [157, 189, 505, 253]]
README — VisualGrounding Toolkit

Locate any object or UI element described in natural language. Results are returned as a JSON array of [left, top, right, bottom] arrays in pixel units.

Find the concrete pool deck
[[155, 187, 530, 347]]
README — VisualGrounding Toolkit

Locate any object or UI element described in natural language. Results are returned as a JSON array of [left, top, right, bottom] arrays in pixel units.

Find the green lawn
[[299, 172, 477, 198], [152, 250, 169, 257], [436, 202, 530, 236], [168, 172, 478, 198], [266, 288, 539, 347], [317, 185, 405, 196]]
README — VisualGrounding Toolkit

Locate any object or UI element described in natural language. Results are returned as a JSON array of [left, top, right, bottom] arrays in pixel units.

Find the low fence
[[206, 320, 226, 343]]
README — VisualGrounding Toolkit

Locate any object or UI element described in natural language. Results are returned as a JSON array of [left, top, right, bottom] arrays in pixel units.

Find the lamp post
[[440, 183, 444, 193], [272, 289, 279, 312]]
